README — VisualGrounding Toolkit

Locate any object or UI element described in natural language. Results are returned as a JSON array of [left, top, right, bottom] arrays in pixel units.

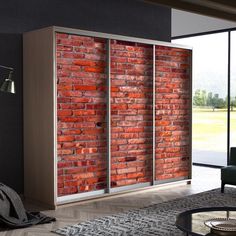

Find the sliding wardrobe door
[[56, 33, 107, 196], [110, 40, 153, 189], [155, 46, 191, 183]]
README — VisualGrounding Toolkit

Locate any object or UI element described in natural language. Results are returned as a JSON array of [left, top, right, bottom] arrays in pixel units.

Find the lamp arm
[[0, 65, 14, 71]]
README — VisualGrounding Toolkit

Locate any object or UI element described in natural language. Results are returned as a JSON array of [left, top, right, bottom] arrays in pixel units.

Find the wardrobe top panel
[[24, 26, 193, 50]]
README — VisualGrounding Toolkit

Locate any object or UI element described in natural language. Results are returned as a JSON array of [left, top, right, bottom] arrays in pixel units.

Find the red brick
[[57, 149, 73, 155], [111, 174, 127, 181], [83, 129, 104, 135], [156, 121, 171, 126], [124, 127, 144, 133], [57, 84, 72, 91], [57, 110, 72, 116], [58, 91, 82, 97], [56, 33, 69, 39], [57, 135, 74, 142], [163, 94, 180, 99], [128, 104, 146, 109], [71, 98, 91, 103], [84, 67, 105, 73], [74, 122, 95, 128], [73, 110, 96, 116], [57, 161, 73, 168], [125, 115, 143, 121], [74, 85, 97, 91], [112, 163, 127, 169], [65, 167, 86, 174], [57, 97, 71, 103], [63, 129, 82, 135], [127, 172, 145, 179], [73, 60, 96, 67], [63, 142, 76, 148], [111, 104, 128, 110], [57, 45, 73, 52], [59, 117, 83, 122], [117, 167, 136, 174], [74, 172, 94, 179], [125, 156, 137, 162], [76, 148, 97, 154], [111, 127, 124, 133]]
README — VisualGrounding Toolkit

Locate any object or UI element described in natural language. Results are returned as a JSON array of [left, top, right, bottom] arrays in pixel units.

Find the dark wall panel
[[0, 34, 22, 193], [0, 0, 171, 41], [0, 0, 171, 193]]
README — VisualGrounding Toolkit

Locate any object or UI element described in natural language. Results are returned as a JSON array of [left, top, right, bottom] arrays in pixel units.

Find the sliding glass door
[[231, 31, 236, 149], [173, 32, 228, 166]]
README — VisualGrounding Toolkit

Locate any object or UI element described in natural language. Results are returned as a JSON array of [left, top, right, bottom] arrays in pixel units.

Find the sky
[[173, 31, 236, 99]]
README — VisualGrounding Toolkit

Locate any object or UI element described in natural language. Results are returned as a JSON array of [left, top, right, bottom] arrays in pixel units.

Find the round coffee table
[[176, 207, 236, 236]]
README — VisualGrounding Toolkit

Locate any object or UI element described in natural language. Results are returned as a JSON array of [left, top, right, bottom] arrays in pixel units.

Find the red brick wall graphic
[[56, 32, 191, 197], [155, 46, 191, 181], [56, 33, 107, 196], [110, 40, 153, 187]]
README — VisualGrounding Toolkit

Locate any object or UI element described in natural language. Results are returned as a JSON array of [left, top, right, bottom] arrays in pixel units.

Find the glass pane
[[231, 31, 236, 149], [173, 33, 228, 166]]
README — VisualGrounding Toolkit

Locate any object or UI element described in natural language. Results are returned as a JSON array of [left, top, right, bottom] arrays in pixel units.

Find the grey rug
[[54, 188, 236, 236]]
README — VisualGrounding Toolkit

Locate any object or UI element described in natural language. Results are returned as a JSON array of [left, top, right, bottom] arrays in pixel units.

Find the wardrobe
[[23, 26, 192, 208]]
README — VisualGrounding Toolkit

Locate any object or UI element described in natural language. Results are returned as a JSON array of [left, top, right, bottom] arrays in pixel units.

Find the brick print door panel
[[110, 40, 153, 188], [155, 46, 191, 182], [56, 32, 191, 197], [56, 33, 107, 196]]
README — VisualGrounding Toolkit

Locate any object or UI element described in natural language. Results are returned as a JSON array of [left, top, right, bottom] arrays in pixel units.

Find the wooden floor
[[0, 166, 221, 235]]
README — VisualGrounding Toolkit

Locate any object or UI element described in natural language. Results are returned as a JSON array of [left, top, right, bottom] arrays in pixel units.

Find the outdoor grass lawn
[[193, 108, 236, 152]]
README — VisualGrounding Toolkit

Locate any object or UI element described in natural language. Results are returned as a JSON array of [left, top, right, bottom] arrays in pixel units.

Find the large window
[[173, 32, 231, 166]]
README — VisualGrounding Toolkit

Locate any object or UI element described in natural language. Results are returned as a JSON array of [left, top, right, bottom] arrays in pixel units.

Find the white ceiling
[[144, 0, 236, 22], [172, 9, 236, 37]]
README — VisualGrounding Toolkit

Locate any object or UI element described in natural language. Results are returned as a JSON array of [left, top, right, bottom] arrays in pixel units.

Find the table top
[[176, 207, 236, 236]]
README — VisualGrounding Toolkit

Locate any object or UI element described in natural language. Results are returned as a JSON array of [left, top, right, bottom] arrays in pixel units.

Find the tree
[[230, 97, 236, 111], [207, 92, 213, 107], [202, 90, 207, 106], [193, 89, 227, 111], [211, 94, 226, 111], [193, 89, 202, 106], [193, 89, 207, 106]]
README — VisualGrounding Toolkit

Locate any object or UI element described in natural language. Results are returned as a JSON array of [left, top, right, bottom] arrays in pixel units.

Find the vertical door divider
[[189, 50, 193, 180], [106, 39, 111, 193], [152, 45, 156, 185]]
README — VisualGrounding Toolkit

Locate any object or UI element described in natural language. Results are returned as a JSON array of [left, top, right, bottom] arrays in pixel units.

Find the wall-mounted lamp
[[0, 65, 15, 94]]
